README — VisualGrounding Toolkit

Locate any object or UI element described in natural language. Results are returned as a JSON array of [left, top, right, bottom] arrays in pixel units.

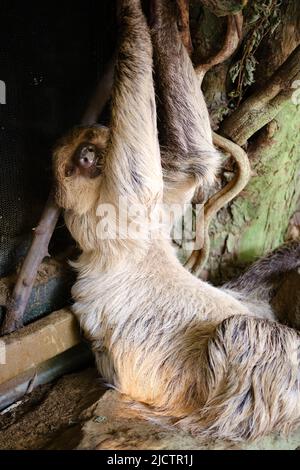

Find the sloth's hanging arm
[[103, 0, 163, 210]]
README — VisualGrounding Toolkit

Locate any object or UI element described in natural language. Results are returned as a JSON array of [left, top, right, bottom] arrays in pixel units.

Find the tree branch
[[196, 13, 243, 83], [221, 44, 300, 145], [1, 195, 60, 334], [81, 54, 116, 126], [177, 0, 193, 55]]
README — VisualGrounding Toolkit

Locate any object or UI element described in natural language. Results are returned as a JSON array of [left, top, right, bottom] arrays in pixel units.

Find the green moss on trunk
[[208, 102, 300, 283]]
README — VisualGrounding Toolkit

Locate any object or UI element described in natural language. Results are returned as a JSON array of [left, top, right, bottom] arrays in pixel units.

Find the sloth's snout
[[64, 142, 102, 179], [77, 144, 97, 169]]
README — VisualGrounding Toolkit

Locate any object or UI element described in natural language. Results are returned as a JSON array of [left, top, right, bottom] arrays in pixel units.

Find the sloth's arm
[[149, 0, 219, 190], [103, 0, 163, 207]]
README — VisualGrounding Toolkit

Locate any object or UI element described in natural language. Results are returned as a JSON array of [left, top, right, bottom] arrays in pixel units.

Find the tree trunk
[[190, 0, 300, 284], [209, 103, 300, 283]]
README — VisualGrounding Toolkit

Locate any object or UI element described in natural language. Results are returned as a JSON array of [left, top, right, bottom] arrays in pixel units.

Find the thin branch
[[177, 0, 193, 55], [1, 195, 60, 334], [185, 132, 251, 275], [221, 44, 300, 145], [81, 53, 116, 126], [0, 59, 116, 336], [196, 13, 243, 83]]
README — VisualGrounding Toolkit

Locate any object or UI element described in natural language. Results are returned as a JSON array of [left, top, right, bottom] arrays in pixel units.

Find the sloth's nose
[[76, 144, 97, 169]]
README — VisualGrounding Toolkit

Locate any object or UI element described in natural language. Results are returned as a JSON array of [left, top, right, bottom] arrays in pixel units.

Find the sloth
[[53, 0, 300, 441]]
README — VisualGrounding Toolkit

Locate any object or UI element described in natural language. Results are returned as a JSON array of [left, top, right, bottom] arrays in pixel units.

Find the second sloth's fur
[[53, 0, 300, 441]]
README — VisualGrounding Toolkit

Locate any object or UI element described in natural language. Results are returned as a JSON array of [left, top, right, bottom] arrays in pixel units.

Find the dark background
[[0, 0, 117, 276]]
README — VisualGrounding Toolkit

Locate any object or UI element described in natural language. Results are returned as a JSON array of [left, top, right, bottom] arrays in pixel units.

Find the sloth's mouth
[[65, 142, 102, 179]]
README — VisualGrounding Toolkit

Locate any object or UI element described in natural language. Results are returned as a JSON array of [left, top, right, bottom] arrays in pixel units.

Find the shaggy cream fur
[[53, 0, 300, 441]]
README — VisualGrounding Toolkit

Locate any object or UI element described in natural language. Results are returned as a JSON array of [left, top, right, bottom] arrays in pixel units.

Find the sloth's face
[[53, 126, 109, 215]]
